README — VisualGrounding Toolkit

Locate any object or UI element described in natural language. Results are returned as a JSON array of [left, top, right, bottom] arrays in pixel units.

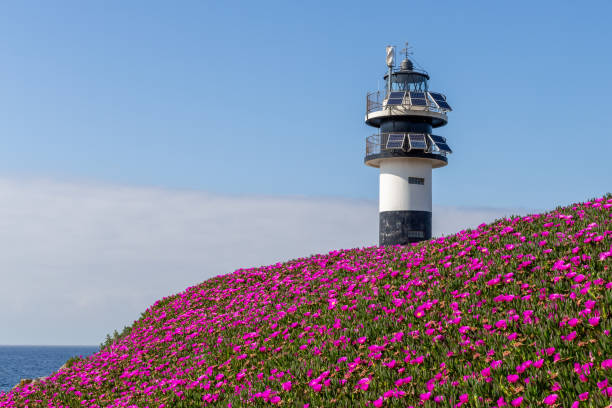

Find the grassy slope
[[1, 196, 611, 408]]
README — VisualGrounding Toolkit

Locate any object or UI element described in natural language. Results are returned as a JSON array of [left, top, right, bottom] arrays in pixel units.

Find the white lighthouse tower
[[365, 44, 453, 245]]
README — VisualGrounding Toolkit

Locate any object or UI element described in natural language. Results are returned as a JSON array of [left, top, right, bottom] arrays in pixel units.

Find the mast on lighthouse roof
[[365, 44, 453, 246]]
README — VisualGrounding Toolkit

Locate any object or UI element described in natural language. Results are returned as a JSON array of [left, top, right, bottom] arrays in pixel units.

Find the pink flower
[[411, 355, 425, 365], [543, 394, 558, 405], [270, 396, 281, 404], [588, 316, 600, 326], [373, 398, 384, 407], [282, 381, 291, 391], [511, 396, 523, 406], [395, 377, 412, 387], [578, 392, 588, 401], [420, 392, 431, 401], [309, 382, 322, 392], [356, 377, 370, 391], [383, 359, 396, 368], [487, 277, 501, 286], [602, 359, 612, 369], [507, 374, 519, 383], [459, 393, 469, 403]]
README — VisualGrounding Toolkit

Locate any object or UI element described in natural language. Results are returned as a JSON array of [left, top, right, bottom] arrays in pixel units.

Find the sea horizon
[[0, 344, 97, 347], [0, 345, 99, 392]]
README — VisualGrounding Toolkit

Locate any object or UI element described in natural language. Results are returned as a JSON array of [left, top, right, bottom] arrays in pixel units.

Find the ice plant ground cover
[[1, 196, 611, 408]]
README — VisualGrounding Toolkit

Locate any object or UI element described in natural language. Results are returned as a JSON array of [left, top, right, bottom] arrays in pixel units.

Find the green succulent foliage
[[1, 194, 611, 408]]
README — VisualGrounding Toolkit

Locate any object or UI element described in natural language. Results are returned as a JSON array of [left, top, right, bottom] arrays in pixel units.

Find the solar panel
[[430, 135, 446, 144], [409, 91, 427, 106], [436, 100, 452, 110], [386, 91, 406, 106], [436, 142, 452, 153], [408, 134, 427, 150], [386, 134, 405, 149], [386, 141, 403, 148], [428, 135, 452, 153], [428, 92, 445, 101], [428, 92, 452, 110]]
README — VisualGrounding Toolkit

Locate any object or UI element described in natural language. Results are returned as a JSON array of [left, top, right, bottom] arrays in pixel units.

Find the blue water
[[0, 346, 98, 392]]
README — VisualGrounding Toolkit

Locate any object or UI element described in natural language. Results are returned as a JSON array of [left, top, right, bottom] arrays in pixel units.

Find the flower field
[[1, 196, 611, 407]]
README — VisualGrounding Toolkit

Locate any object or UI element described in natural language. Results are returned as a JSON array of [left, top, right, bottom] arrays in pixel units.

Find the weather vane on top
[[401, 42, 413, 61]]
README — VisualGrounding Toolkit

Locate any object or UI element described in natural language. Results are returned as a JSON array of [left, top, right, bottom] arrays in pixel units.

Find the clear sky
[[0, 1, 610, 345], [1, 1, 610, 208]]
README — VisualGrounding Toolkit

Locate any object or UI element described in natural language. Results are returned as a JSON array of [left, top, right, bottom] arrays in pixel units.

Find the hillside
[[1, 196, 611, 408]]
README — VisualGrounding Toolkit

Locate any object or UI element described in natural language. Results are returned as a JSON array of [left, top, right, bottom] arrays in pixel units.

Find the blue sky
[[0, 1, 611, 345], [1, 1, 610, 209]]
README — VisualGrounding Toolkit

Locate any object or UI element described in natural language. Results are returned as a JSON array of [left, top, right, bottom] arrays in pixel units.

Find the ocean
[[0, 346, 99, 392]]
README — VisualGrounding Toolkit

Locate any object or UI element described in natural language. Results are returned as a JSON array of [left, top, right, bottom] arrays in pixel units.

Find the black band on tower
[[379, 210, 432, 245]]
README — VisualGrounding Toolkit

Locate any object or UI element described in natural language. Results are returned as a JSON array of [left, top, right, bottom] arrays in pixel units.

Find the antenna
[[401, 42, 413, 61]]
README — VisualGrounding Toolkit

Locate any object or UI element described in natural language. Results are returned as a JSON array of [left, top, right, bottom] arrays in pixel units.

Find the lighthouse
[[365, 44, 453, 246]]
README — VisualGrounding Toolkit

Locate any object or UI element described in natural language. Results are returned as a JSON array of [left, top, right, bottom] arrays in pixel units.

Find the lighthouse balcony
[[364, 133, 450, 168], [365, 90, 450, 127]]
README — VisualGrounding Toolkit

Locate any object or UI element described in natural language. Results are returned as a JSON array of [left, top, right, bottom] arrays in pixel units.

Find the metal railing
[[366, 91, 448, 114], [366, 92, 384, 114], [366, 134, 382, 156], [365, 133, 448, 157]]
